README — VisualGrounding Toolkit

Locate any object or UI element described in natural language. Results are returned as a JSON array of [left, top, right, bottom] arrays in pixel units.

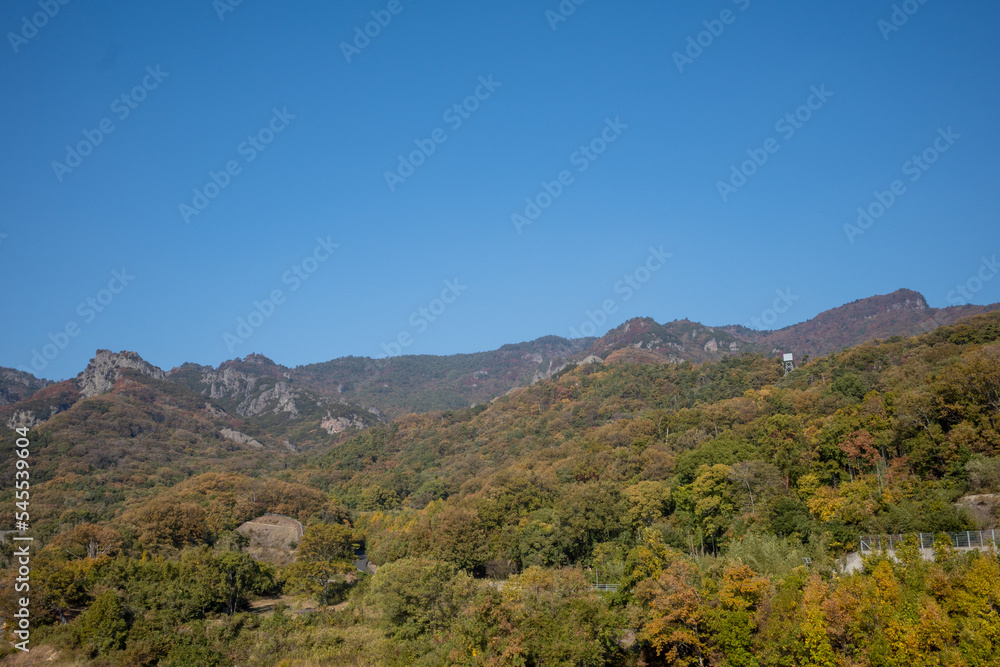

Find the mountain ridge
[[3, 289, 997, 422]]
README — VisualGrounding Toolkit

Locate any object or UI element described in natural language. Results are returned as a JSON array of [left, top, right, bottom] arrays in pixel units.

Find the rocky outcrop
[[532, 360, 569, 384], [529, 355, 602, 384], [199, 368, 299, 417], [202, 367, 259, 401], [77, 350, 166, 398], [220, 428, 264, 449], [321, 413, 367, 434], [5, 410, 37, 430], [237, 382, 299, 418], [0, 368, 50, 407]]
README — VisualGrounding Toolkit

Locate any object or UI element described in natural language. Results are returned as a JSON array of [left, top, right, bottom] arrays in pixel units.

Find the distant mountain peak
[[841, 288, 929, 315], [242, 353, 279, 366], [77, 350, 166, 398], [217, 353, 285, 376], [0, 367, 50, 407]]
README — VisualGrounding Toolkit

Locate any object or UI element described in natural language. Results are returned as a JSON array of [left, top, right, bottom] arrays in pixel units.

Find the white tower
[[783, 353, 794, 376]]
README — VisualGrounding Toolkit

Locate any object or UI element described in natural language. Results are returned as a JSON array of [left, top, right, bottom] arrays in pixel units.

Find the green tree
[[32, 557, 90, 624], [215, 551, 273, 615], [76, 590, 129, 656], [680, 464, 737, 553], [284, 523, 356, 606], [623, 481, 672, 532], [359, 485, 401, 510], [367, 558, 472, 640]]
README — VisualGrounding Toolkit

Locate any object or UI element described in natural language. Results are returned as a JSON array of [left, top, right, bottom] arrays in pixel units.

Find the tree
[[51, 523, 123, 559], [76, 590, 129, 656], [32, 557, 90, 624], [216, 551, 273, 615], [727, 460, 782, 517], [285, 523, 356, 606], [623, 481, 672, 532], [359, 485, 400, 511], [796, 577, 837, 667], [455, 566, 620, 666], [680, 464, 736, 554], [839, 429, 884, 488], [709, 563, 769, 667], [429, 505, 486, 571], [367, 558, 472, 640], [636, 556, 707, 666], [128, 499, 208, 551], [755, 414, 807, 488], [554, 483, 625, 562]]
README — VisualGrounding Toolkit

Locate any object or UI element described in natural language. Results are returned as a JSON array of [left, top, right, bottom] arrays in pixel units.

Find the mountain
[[167, 352, 385, 441], [203, 289, 1000, 417], [734, 288, 1000, 359], [583, 317, 750, 364], [0, 367, 50, 407], [585, 289, 1000, 366], [287, 336, 593, 417], [3, 307, 1000, 664], [4, 290, 997, 426]]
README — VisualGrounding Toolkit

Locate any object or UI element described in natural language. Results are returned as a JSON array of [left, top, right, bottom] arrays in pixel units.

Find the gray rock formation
[[199, 367, 300, 417], [0, 368, 50, 406], [220, 428, 265, 449], [5, 410, 37, 430], [77, 350, 166, 398], [321, 413, 367, 434], [237, 382, 299, 418]]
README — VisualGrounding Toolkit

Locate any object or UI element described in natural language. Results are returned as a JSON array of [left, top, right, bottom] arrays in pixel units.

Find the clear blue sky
[[2, 0, 998, 380]]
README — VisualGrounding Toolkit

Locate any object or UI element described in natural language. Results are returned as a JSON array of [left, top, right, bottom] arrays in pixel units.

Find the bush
[[367, 558, 472, 640], [75, 590, 129, 656], [966, 456, 1000, 492], [726, 532, 812, 578]]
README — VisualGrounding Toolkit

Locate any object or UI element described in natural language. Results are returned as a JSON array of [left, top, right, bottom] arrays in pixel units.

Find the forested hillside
[[1, 312, 999, 665]]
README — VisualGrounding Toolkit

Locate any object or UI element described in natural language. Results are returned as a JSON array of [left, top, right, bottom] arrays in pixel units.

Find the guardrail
[[859, 530, 999, 553], [591, 583, 620, 592]]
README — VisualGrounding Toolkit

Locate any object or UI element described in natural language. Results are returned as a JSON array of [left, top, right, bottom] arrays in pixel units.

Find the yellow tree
[[709, 563, 770, 667], [797, 576, 837, 667], [637, 556, 706, 666]]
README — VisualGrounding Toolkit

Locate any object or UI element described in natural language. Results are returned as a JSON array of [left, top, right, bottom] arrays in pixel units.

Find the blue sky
[[1, 0, 998, 380]]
